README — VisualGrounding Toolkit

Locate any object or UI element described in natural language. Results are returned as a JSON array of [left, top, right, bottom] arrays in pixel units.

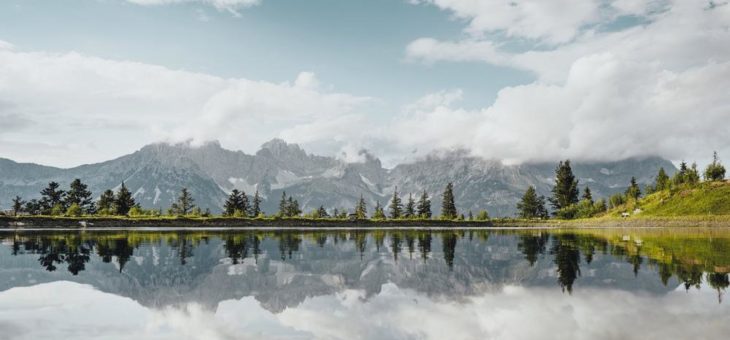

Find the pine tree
[[416, 190, 431, 219], [549, 160, 579, 211], [355, 194, 367, 219], [704, 151, 726, 181], [655, 167, 670, 191], [317, 205, 329, 218], [582, 187, 593, 203], [517, 186, 546, 219], [11, 196, 25, 216], [441, 182, 457, 220], [389, 186, 403, 219], [626, 177, 641, 200], [687, 163, 701, 185], [171, 187, 195, 216], [240, 190, 250, 216], [286, 197, 301, 217], [251, 190, 262, 217], [279, 191, 288, 217], [372, 201, 386, 220], [114, 182, 136, 216], [40, 181, 66, 214], [97, 189, 116, 214], [224, 189, 244, 216], [404, 194, 415, 218], [674, 161, 689, 186], [66, 179, 95, 214]]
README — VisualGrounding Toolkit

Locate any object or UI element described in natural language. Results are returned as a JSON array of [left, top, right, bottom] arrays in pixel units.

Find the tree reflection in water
[[2, 229, 730, 299]]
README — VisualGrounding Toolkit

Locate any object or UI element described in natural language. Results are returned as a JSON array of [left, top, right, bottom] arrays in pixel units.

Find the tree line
[[516, 151, 727, 219], [5, 179, 491, 221]]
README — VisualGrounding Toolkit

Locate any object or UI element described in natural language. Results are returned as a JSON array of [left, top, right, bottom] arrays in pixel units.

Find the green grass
[[607, 181, 730, 217]]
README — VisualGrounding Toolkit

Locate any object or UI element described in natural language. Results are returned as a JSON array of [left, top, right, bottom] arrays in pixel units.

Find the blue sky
[[0, 0, 728, 167], [0, 0, 530, 110]]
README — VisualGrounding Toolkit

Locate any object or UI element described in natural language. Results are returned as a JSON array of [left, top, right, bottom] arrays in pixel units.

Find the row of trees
[[517, 152, 727, 219]]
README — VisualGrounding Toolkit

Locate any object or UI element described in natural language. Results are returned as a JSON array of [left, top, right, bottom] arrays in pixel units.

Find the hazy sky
[[0, 0, 728, 167]]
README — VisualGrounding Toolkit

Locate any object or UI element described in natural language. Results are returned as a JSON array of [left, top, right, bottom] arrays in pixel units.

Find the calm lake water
[[0, 228, 728, 340]]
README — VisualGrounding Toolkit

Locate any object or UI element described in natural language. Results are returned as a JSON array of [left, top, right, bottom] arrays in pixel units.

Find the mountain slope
[[0, 140, 676, 216]]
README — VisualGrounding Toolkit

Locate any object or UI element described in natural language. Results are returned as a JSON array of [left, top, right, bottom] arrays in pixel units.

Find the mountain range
[[0, 139, 676, 217]]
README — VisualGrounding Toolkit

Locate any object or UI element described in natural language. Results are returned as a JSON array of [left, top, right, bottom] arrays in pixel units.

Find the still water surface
[[0, 228, 728, 340]]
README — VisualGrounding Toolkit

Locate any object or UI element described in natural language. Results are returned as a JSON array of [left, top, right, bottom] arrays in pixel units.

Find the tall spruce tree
[[40, 181, 66, 214], [441, 182, 457, 220], [11, 196, 25, 216], [687, 162, 701, 185], [373, 201, 386, 219], [655, 167, 670, 191], [404, 194, 416, 218], [97, 189, 116, 214], [581, 187, 593, 203], [114, 182, 135, 215], [279, 191, 288, 217], [171, 187, 195, 215], [251, 190, 262, 217], [549, 160, 579, 211], [224, 189, 244, 216], [389, 187, 403, 219], [517, 186, 548, 219], [66, 179, 95, 214], [416, 190, 432, 218], [626, 177, 641, 200], [674, 161, 689, 185], [355, 194, 367, 219]]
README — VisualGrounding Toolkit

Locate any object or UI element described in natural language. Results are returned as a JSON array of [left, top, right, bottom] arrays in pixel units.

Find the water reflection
[[0, 228, 729, 339]]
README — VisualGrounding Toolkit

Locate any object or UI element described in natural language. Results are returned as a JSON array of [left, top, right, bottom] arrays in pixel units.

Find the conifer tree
[[114, 182, 135, 216], [97, 189, 116, 214], [11, 196, 25, 216], [66, 179, 95, 214], [704, 151, 726, 181], [655, 167, 670, 191], [416, 190, 431, 219], [355, 195, 367, 219], [550, 160, 579, 211], [389, 187, 403, 219], [687, 163, 700, 185], [517, 186, 548, 219], [441, 182, 457, 220], [40, 181, 66, 214], [317, 205, 329, 218], [279, 191, 288, 217], [625, 177, 641, 200], [674, 161, 689, 186], [373, 201, 386, 219], [582, 187, 593, 203], [251, 190, 262, 217], [404, 194, 415, 218], [286, 197, 301, 217], [224, 189, 244, 216], [170, 187, 195, 215]]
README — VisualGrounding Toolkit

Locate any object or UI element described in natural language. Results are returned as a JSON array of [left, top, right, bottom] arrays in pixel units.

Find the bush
[[50, 203, 65, 216], [66, 203, 82, 217], [475, 210, 490, 221]]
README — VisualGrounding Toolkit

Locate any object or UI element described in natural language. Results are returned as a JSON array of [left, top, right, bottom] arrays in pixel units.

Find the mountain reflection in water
[[0, 228, 728, 340]]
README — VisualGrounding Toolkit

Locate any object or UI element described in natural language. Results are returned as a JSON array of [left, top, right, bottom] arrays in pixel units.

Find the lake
[[0, 228, 728, 339]]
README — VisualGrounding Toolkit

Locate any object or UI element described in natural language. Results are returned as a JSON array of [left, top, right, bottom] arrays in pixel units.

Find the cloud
[[125, 0, 261, 16], [401, 0, 730, 164], [3, 281, 728, 340], [0, 46, 371, 167], [408, 0, 654, 44]]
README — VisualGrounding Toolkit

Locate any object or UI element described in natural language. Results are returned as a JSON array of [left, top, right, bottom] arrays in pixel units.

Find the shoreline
[[2, 215, 730, 230]]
